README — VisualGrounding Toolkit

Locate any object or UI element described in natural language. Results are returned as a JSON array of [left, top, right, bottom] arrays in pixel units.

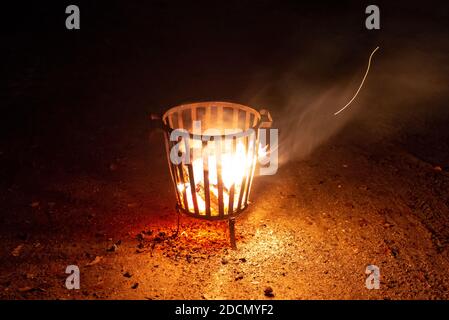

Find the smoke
[[271, 79, 362, 164], [245, 32, 449, 166]]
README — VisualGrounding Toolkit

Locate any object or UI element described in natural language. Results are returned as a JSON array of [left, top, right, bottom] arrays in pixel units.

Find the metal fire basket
[[153, 101, 272, 248]]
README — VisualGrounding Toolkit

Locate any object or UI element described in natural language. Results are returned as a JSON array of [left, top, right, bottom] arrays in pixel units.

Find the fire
[[177, 138, 259, 216]]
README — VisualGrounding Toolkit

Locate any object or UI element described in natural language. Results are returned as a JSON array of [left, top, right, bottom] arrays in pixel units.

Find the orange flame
[[177, 139, 259, 216]]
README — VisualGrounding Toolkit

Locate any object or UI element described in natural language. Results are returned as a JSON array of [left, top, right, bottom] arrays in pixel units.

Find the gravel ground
[[1, 126, 448, 299]]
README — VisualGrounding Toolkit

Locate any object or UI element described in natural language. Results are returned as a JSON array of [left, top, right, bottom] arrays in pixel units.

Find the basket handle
[[259, 109, 273, 128], [149, 113, 164, 130]]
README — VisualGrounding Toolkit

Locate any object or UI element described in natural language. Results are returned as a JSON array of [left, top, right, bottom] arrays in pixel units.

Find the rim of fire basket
[[161, 101, 263, 140]]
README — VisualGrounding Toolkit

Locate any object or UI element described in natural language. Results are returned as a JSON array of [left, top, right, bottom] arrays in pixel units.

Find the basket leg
[[229, 218, 237, 249], [173, 205, 181, 238]]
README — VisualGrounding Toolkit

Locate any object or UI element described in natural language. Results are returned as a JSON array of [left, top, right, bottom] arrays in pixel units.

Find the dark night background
[[1, 0, 449, 299]]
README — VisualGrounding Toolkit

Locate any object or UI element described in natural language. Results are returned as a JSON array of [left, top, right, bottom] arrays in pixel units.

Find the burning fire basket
[[153, 101, 272, 248]]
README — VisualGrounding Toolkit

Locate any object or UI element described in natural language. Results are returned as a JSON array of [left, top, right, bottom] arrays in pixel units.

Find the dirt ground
[[1, 124, 449, 300], [1, 1, 449, 300]]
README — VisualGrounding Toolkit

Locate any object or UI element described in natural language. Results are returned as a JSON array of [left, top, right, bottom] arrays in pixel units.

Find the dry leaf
[[12, 244, 24, 257], [18, 286, 45, 293], [86, 256, 103, 266]]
